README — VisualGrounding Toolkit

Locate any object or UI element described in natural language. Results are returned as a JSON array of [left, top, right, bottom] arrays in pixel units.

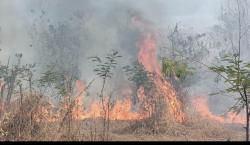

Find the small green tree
[[161, 58, 194, 82], [4, 54, 22, 107], [0, 54, 36, 107], [123, 61, 152, 91], [161, 57, 195, 109], [210, 54, 250, 141], [89, 50, 121, 141], [209, 0, 250, 141], [0, 52, 38, 139], [38, 63, 79, 140], [123, 61, 166, 133]]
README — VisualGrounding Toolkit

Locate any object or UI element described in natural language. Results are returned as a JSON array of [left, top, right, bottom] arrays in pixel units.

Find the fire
[[35, 104, 59, 123], [70, 80, 148, 121], [135, 17, 186, 123], [35, 16, 186, 123], [109, 97, 147, 120], [68, 16, 186, 123], [72, 96, 147, 121], [192, 96, 245, 124], [138, 33, 161, 75], [72, 80, 86, 120]]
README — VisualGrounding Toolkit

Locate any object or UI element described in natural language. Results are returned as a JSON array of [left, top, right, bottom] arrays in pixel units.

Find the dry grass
[[0, 98, 246, 141], [0, 118, 245, 141]]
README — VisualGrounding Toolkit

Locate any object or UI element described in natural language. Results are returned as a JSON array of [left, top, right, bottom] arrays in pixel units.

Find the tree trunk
[[100, 78, 107, 141], [106, 95, 112, 141], [101, 97, 106, 141], [28, 75, 32, 97], [19, 84, 24, 106], [0, 84, 5, 102], [0, 84, 5, 116], [6, 71, 17, 106], [243, 86, 249, 141], [246, 103, 249, 141]]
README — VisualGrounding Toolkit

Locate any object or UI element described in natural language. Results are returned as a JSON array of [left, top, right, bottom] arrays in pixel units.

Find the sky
[[165, 0, 224, 31], [0, 0, 224, 61]]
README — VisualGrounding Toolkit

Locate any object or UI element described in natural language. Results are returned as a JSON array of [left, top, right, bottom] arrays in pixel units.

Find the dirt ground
[[31, 118, 245, 141]]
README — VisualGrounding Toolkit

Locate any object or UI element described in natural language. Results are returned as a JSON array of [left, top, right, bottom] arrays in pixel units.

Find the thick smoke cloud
[[1, 0, 234, 113], [0, 0, 223, 63]]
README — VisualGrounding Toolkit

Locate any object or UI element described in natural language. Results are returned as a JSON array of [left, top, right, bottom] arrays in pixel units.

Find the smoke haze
[[0, 0, 241, 114]]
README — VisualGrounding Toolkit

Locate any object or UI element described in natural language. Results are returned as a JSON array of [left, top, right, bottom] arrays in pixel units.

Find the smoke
[[0, 0, 221, 64], [0, 0, 241, 114], [19, 0, 176, 91]]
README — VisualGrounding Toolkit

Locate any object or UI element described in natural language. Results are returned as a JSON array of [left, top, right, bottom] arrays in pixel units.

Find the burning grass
[[192, 96, 246, 125], [0, 14, 247, 142], [0, 96, 246, 141]]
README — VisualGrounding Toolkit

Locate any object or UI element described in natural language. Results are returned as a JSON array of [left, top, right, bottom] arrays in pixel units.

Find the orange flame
[[35, 104, 59, 123], [135, 16, 185, 123], [70, 80, 148, 121], [109, 97, 147, 120], [36, 16, 186, 123], [72, 80, 86, 120], [192, 97, 245, 124]]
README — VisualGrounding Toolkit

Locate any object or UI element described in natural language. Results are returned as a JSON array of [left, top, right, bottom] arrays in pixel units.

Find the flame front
[[192, 96, 245, 124], [68, 16, 186, 123], [37, 16, 186, 123], [134, 17, 186, 123], [70, 80, 147, 121]]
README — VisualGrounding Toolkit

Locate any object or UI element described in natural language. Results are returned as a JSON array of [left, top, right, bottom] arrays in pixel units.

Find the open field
[[1, 0, 250, 142], [0, 110, 245, 141]]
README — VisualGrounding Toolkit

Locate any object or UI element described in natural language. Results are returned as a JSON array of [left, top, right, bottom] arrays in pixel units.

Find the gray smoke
[[1, 0, 244, 115]]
